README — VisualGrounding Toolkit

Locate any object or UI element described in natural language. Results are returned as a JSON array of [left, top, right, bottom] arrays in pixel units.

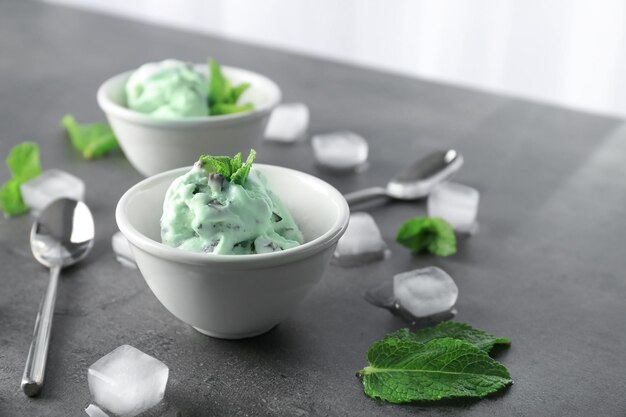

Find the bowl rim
[[98, 64, 282, 128], [116, 164, 350, 267]]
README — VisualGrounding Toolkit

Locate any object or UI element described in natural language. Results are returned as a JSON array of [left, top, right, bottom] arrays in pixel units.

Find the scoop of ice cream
[[160, 166, 304, 255], [125, 60, 208, 118]]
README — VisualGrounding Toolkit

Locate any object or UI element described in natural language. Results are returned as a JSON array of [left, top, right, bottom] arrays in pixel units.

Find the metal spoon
[[21, 198, 94, 397], [344, 149, 463, 206]]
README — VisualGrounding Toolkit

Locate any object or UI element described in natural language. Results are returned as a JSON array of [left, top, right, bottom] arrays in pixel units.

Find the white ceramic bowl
[[116, 164, 350, 339], [98, 65, 281, 177]]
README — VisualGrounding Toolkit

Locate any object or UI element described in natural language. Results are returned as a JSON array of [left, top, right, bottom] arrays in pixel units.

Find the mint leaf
[[0, 142, 41, 217], [83, 134, 118, 159], [0, 179, 29, 217], [230, 82, 251, 103], [6, 142, 41, 181], [198, 149, 256, 186], [396, 217, 457, 256], [230, 149, 256, 185], [210, 103, 254, 116], [208, 58, 229, 105], [387, 322, 511, 353], [359, 337, 512, 403], [198, 155, 233, 179], [230, 152, 243, 172], [61, 114, 118, 159], [207, 58, 255, 115]]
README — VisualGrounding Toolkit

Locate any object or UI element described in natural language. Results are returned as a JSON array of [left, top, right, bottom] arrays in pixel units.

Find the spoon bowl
[[344, 149, 463, 206], [22, 198, 94, 397], [30, 199, 95, 267]]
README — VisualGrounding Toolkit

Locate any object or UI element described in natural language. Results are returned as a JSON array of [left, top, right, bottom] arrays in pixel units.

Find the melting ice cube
[[20, 169, 85, 216], [312, 131, 368, 171], [393, 266, 458, 318], [427, 182, 479, 234], [112, 231, 137, 268], [264, 103, 309, 142], [334, 212, 389, 266], [365, 276, 456, 325], [88, 345, 169, 417], [85, 404, 109, 417]]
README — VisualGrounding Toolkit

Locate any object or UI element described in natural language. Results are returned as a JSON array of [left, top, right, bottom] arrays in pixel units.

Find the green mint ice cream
[[160, 163, 304, 255], [126, 60, 208, 118]]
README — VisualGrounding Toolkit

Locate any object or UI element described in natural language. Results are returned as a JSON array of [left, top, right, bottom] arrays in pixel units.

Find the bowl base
[[192, 325, 277, 340]]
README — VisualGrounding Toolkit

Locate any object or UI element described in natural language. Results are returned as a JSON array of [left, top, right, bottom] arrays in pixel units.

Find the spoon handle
[[21, 265, 61, 397], [344, 187, 388, 207]]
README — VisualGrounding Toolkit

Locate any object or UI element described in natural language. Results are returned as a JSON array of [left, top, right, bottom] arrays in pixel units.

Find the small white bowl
[[98, 65, 281, 177], [116, 164, 350, 339]]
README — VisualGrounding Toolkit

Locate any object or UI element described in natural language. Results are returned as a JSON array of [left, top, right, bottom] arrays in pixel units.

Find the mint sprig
[[396, 217, 457, 256], [386, 322, 511, 353], [358, 323, 512, 403], [61, 115, 118, 159], [0, 142, 41, 217], [198, 149, 256, 186], [208, 58, 253, 116]]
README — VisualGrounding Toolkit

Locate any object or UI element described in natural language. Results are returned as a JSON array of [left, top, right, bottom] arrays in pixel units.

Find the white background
[[44, 0, 626, 117]]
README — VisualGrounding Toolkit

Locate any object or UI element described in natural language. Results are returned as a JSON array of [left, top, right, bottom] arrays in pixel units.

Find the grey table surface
[[1, 1, 626, 416]]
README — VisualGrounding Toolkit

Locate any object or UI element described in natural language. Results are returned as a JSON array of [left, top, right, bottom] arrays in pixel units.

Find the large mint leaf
[[388, 322, 511, 353], [359, 337, 512, 403]]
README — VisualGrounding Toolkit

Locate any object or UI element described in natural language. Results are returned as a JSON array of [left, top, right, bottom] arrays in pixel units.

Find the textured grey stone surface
[[1, 1, 626, 416]]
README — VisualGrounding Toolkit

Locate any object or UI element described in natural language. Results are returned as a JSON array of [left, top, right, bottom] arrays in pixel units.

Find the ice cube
[[312, 131, 368, 170], [366, 277, 456, 325], [427, 182, 479, 233], [20, 169, 85, 216], [393, 266, 458, 318], [264, 103, 309, 142], [88, 345, 169, 417], [112, 231, 137, 268], [334, 212, 389, 266], [85, 404, 109, 417]]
